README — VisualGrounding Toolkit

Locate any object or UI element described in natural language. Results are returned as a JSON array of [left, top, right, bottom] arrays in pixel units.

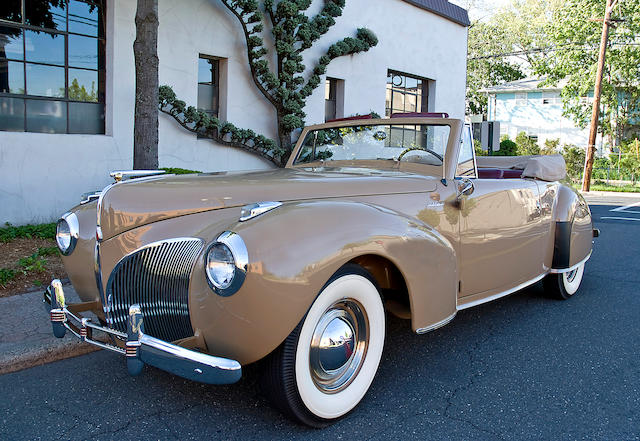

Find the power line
[[469, 41, 640, 60]]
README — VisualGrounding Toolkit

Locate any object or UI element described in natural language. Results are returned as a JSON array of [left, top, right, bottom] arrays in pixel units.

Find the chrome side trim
[[549, 251, 592, 274], [239, 201, 283, 222], [457, 272, 548, 310], [416, 311, 457, 334], [80, 191, 101, 205]]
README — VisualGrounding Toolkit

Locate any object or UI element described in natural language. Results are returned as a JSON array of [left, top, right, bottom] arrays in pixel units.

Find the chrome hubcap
[[309, 299, 369, 393]]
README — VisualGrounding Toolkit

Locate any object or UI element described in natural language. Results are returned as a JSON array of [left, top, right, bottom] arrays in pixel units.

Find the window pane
[[0, 26, 24, 60], [68, 0, 101, 37], [0, 60, 25, 93], [26, 0, 67, 31], [69, 34, 98, 69], [0, 0, 22, 23], [25, 30, 65, 65], [69, 101, 103, 134], [198, 57, 213, 84], [68, 68, 97, 101], [197, 84, 214, 112], [0, 97, 25, 131], [26, 63, 64, 97], [26, 99, 66, 133]]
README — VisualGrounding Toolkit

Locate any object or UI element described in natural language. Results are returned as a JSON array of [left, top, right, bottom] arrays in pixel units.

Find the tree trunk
[[133, 0, 159, 170]]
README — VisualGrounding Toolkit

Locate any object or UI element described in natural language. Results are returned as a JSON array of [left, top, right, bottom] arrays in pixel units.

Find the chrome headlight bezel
[[56, 212, 79, 256], [205, 231, 248, 297]]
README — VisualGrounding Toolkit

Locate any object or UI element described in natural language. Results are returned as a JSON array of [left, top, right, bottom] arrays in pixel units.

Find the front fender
[[188, 200, 458, 365]]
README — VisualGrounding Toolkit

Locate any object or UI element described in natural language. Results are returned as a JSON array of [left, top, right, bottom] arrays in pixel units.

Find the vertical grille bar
[[105, 238, 203, 342]]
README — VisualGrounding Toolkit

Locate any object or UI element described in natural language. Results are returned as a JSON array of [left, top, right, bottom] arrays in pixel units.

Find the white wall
[[0, 0, 468, 225]]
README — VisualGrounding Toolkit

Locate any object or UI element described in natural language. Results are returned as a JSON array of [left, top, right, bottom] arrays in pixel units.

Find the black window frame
[[0, 0, 106, 134], [324, 77, 337, 122], [385, 70, 429, 117], [197, 54, 219, 119]]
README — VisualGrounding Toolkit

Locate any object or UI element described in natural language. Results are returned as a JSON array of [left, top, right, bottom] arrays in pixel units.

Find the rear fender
[[551, 185, 593, 269]]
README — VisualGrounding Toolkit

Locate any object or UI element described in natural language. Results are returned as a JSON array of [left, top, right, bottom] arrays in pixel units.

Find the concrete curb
[[0, 285, 103, 375]]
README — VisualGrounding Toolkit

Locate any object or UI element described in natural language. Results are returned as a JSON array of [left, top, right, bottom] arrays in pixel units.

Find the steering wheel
[[397, 147, 443, 162]]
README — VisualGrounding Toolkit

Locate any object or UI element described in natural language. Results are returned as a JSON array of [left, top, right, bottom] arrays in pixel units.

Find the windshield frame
[[287, 117, 463, 180]]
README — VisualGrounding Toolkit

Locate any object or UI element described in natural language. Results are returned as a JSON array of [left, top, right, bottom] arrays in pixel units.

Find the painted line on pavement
[[601, 216, 640, 222], [610, 201, 640, 212]]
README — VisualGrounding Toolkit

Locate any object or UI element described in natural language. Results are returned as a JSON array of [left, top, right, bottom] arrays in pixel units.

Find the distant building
[[0, 0, 469, 225], [483, 78, 605, 152]]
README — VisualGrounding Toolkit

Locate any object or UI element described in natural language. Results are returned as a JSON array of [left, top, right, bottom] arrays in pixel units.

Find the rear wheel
[[544, 262, 585, 300], [262, 265, 385, 427]]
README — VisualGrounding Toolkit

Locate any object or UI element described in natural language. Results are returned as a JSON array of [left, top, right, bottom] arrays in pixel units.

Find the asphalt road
[[2, 195, 639, 441]]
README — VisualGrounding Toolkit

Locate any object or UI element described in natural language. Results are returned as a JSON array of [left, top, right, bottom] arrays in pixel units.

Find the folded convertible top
[[475, 154, 567, 182]]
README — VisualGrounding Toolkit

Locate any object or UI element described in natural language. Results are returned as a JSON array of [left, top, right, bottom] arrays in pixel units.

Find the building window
[[515, 93, 528, 106], [325, 77, 337, 121], [542, 91, 561, 105], [197, 55, 219, 118], [385, 70, 429, 117], [0, 0, 106, 134]]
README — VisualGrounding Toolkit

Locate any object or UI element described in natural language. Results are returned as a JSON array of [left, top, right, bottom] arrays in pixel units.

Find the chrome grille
[[105, 238, 203, 342]]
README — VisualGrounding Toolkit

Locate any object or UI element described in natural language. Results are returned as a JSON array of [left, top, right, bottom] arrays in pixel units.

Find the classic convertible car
[[46, 115, 597, 426]]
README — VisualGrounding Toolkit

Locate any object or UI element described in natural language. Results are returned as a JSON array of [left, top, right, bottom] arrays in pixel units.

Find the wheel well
[[348, 254, 411, 320]]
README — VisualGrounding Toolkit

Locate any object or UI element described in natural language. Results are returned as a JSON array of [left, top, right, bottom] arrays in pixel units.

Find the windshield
[[294, 124, 451, 166]]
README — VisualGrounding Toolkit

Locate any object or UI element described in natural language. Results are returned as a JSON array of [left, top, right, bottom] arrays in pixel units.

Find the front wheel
[[262, 265, 385, 427], [544, 262, 585, 300]]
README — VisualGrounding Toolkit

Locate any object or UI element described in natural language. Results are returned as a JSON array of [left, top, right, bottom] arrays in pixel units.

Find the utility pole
[[582, 0, 617, 192]]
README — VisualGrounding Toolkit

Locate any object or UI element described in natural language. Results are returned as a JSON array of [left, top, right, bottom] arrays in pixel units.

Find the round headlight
[[206, 243, 236, 290], [205, 231, 248, 297], [56, 212, 79, 255]]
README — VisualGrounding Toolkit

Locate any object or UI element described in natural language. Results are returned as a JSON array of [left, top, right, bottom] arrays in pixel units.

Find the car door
[[455, 128, 546, 302]]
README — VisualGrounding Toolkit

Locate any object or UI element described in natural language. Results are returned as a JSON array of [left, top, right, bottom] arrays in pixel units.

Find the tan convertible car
[[46, 115, 597, 426]]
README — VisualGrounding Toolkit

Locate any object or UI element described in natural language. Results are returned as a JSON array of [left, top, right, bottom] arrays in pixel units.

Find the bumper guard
[[44, 279, 242, 385]]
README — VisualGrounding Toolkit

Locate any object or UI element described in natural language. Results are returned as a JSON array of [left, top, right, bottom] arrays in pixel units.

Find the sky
[[449, 0, 511, 21]]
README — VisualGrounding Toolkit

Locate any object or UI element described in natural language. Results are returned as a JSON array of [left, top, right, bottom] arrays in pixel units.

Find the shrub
[[0, 222, 56, 243]]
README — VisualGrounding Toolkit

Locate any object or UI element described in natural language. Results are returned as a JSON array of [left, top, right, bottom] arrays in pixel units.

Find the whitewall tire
[[544, 262, 585, 300], [262, 264, 385, 427]]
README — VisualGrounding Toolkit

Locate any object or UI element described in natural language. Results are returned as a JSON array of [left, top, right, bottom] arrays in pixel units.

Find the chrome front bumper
[[43, 279, 242, 385]]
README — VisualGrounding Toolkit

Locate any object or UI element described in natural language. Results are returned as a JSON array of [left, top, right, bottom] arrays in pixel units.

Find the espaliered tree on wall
[[160, 0, 378, 167]]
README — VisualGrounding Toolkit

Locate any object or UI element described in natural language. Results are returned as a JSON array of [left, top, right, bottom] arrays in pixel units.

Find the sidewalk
[[0, 284, 101, 375]]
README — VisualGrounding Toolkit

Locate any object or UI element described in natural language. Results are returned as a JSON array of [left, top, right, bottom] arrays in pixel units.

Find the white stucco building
[[0, 0, 469, 225]]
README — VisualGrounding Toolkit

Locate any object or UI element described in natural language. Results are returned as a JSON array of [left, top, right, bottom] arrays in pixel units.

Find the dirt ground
[[0, 238, 67, 298]]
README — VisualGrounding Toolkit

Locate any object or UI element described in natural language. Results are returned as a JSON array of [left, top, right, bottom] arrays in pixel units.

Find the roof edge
[[400, 0, 471, 27]]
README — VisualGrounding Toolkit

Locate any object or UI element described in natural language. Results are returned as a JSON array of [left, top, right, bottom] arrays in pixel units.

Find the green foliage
[[473, 138, 487, 156], [561, 144, 586, 181], [542, 138, 560, 155], [0, 222, 57, 243], [515, 131, 540, 156], [0, 268, 16, 287], [68, 78, 97, 102], [220, 0, 378, 157], [466, 20, 525, 115], [534, 0, 640, 139], [160, 167, 202, 175], [496, 137, 518, 156], [18, 254, 48, 274]]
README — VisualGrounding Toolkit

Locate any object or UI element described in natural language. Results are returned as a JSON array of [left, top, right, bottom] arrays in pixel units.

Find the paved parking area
[[1, 194, 639, 440]]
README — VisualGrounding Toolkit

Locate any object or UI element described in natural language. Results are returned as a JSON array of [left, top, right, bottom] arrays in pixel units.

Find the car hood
[[98, 167, 437, 240]]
